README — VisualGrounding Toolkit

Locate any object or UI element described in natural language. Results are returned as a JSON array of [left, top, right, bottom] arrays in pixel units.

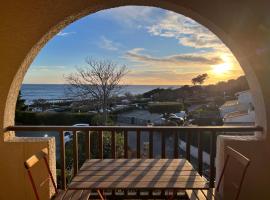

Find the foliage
[[90, 114, 105, 126], [142, 75, 249, 103], [87, 131, 124, 159], [204, 76, 248, 96], [143, 88, 166, 98], [191, 73, 208, 85], [31, 99, 49, 111], [16, 91, 27, 111], [150, 88, 179, 102], [148, 102, 184, 114], [15, 111, 94, 125], [213, 96, 225, 106], [90, 113, 115, 126]]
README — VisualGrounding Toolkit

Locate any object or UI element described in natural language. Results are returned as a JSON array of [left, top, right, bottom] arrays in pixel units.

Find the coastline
[[20, 84, 181, 104]]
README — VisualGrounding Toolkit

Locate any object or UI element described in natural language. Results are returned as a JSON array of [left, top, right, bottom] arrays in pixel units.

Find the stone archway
[[2, 0, 267, 135], [1, 1, 270, 199]]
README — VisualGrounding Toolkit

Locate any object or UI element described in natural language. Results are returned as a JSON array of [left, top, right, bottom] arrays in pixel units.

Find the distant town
[[16, 75, 254, 127]]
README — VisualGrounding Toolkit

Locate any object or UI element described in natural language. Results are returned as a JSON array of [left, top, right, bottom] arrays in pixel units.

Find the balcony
[[6, 125, 262, 199], [1, 0, 270, 199]]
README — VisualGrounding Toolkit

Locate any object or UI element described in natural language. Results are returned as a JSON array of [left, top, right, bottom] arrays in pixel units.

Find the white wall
[[236, 91, 253, 106]]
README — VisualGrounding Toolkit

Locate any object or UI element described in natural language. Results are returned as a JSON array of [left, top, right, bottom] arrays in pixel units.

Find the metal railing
[[6, 125, 263, 190]]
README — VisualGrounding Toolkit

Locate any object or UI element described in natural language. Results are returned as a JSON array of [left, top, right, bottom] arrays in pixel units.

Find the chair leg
[[97, 189, 105, 200], [168, 189, 175, 200]]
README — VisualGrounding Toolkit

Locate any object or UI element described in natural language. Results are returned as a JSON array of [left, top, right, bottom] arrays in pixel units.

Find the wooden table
[[68, 159, 208, 199]]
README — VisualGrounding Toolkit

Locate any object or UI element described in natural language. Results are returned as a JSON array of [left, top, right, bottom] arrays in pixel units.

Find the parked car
[[63, 123, 90, 143], [168, 116, 184, 125], [88, 110, 98, 114], [174, 111, 187, 119], [161, 113, 184, 126], [73, 123, 90, 127]]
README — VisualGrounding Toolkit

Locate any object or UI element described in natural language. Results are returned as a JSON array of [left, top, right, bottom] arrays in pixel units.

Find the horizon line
[[22, 83, 183, 86]]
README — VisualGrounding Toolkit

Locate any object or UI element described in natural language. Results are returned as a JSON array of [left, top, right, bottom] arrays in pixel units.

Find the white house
[[219, 90, 253, 118], [235, 90, 253, 105], [219, 100, 240, 117], [223, 109, 255, 125], [219, 90, 255, 125]]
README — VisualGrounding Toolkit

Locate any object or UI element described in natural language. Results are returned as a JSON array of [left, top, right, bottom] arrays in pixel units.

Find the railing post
[[124, 130, 128, 158], [197, 131, 203, 175], [85, 131, 91, 160], [161, 131, 165, 158], [137, 130, 141, 158], [149, 130, 153, 158], [111, 131, 116, 159], [60, 131, 66, 190], [124, 130, 128, 197], [136, 129, 141, 197], [161, 131, 166, 197], [73, 131, 78, 176], [174, 131, 179, 158], [186, 131, 191, 161], [98, 130, 103, 159], [209, 131, 217, 188], [110, 130, 116, 198], [148, 130, 154, 197]]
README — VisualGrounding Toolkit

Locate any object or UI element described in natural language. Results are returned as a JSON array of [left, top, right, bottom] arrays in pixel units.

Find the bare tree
[[191, 73, 208, 85], [65, 58, 128, 124]]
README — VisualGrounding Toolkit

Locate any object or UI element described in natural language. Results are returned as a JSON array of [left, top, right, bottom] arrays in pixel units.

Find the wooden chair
[[186, 146, 251, 200], [24, 148, 91, 200]]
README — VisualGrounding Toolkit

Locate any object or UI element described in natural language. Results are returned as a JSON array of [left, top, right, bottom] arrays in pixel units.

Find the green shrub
[[148, 102, 184, 114], [15, 111, 94, 125]]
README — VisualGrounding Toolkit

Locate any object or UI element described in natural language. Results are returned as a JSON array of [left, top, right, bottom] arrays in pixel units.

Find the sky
[[24, 6, 244, 85]]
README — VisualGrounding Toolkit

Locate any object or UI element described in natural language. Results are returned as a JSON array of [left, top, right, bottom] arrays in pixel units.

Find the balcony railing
[[6, 125, 263, 191]]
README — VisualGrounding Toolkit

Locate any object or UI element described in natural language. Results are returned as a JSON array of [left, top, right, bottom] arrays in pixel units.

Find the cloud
[[99, 36, 121, 51], [97, 7, 228, 51], [125, 48, 223, 67], [120, 9, 244, 84], [57, 31, 76, 37], [125, 70, 201, 85], [147, 11, 225, 51], [96, 6, 159, 27], [98, 6, 224, 51], [128, 48, 145, 54], [29, 65, 68, 72]]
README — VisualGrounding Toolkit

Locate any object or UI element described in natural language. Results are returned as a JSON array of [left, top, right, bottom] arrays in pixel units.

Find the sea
[[20, 84, 180, 104]]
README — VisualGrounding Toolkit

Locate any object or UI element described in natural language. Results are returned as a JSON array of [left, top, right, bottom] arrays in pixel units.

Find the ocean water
[[20, 84, 180, 104]]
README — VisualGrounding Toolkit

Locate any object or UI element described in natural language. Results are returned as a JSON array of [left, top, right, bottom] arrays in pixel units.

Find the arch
[[3, 0, 266, 137]]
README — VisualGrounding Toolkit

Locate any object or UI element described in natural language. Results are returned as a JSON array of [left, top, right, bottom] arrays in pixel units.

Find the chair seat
[[53, 189, 91, 200], [186, 189, 221, 200]]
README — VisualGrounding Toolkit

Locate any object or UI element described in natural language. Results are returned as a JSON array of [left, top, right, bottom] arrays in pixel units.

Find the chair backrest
[[216, 146, 251, 200], [24, 148, 58, 200]]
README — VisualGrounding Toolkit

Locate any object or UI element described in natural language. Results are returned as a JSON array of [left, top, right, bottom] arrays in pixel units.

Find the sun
[[212, 63, 231, 74], [212, 54, 233, 75]]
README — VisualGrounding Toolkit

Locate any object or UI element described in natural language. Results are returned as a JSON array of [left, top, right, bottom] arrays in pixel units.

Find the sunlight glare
[[212, 63, 231, 74], [212, 54, 233, 75]]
